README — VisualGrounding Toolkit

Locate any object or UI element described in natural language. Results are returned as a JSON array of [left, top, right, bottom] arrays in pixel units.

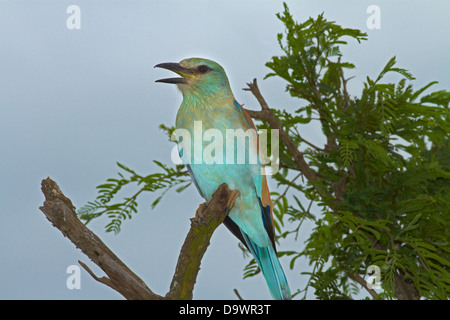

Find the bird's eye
[[198, 65, 209, 73]]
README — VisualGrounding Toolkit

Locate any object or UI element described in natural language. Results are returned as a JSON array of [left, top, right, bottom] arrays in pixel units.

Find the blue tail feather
[[242, 233, 291, 300]]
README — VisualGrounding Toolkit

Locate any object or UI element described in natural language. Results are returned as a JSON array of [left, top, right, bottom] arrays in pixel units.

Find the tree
[[76, 3, 449, 299]]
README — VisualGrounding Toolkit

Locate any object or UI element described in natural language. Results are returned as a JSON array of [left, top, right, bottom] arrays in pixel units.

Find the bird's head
[[155, 58, 233, 100]]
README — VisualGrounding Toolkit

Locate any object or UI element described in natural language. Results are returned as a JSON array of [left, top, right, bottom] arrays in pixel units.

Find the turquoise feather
[[157, 57, 291, 300]]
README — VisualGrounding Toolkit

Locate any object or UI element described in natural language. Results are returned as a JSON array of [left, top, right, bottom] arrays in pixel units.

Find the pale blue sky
[[1, 0, 449, 299]]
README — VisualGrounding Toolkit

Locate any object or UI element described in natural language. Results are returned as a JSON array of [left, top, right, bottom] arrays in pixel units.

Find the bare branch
[[166, 184, 239, 299], [337, 56, 353, 110], [78, 260, 121, 293], [347, 272, 378, 299], [39, 177, 161, 299], [394, 271, 420, 300], [243, 78, 319, 182], [233, 288, 244, 300], [243, 79, 271, 111], [39, 177, 238, 300]]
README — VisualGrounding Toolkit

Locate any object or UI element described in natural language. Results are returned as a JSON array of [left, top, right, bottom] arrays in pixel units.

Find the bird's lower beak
[[154, 62, 194, 84]]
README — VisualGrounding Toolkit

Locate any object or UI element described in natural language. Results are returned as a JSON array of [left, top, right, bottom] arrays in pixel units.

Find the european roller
[[155, 58, 291, 300]]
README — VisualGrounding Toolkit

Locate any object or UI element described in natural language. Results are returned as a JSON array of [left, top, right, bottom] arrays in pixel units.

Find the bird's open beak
[[154, 62, 194, 84]]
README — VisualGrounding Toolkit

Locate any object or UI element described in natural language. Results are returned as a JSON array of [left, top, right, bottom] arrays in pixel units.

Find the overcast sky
[[1, 0, 449, 300]]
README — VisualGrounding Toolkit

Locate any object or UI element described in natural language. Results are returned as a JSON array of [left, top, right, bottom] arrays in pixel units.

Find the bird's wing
[[186, 163, 205, 199], [233, 100, 276, 248]]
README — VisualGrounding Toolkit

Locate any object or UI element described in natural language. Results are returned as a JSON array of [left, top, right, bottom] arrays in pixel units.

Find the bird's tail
[[243, 233, 291, 300]]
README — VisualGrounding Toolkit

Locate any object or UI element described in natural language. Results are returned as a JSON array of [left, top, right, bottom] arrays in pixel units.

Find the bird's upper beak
[[154, 62, 195, 84]]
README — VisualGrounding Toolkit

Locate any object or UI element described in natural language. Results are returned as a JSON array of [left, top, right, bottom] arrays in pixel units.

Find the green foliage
[[78, 124, 190, 233], [78, 159, 189, 233], [260, 3, 450, 300], [78, 3, 449, 300]]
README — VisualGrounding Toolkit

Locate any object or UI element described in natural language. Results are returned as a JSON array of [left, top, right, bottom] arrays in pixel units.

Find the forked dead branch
[[39, 177, 238, 300]]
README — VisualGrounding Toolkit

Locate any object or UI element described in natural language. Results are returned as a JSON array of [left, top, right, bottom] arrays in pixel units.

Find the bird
[[155, 57, 291, 300]]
